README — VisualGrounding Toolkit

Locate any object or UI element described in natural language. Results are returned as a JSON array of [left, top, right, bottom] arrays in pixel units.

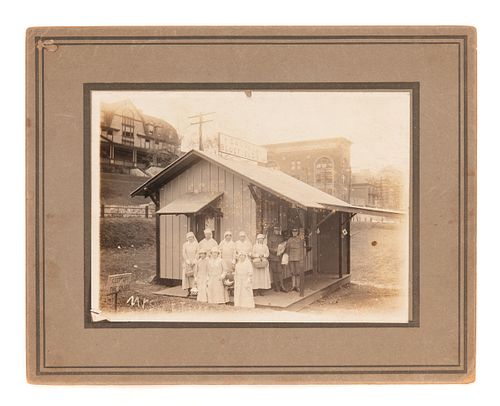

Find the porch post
[[154, 192, 161, 281], [338, 212, 343, 279], [109, 143, 114, 163], [132, 148, 137, 167], [346, 216, 351, 275], [311, 210, 318, 274], [248, 184, 263, 232]]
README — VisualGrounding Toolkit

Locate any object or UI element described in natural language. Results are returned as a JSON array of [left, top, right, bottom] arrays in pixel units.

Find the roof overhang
[[320, 203, 405, 218], [156, 192, 223, 215]]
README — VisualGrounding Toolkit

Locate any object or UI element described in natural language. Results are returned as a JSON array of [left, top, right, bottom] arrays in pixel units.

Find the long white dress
[[251, 242, 271, 289], [206, 258, 228, 304], [195, 258, 209, 303], [234, 259, 255, 308], [181, 240, 198, 289]]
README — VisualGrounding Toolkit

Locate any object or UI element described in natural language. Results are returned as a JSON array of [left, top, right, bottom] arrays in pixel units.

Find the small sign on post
[[105, 273, 133, 311]]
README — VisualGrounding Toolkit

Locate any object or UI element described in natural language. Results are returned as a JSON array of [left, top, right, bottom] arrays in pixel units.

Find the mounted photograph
[[26, 26, 476, 384], [90, 89, 411, 323]]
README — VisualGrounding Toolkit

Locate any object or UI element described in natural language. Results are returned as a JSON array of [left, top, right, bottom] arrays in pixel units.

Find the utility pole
[[188, 112, 215, 151]]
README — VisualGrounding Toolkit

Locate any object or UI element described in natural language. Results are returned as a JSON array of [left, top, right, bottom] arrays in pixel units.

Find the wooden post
[[153, 191, 161, 281], [188, 214, 195, 233], [248, 184, 263, 233], [338, 213, 343, 279], [261, 198, 265, 233], [317, 226, 321, 274], [145, 205, 149, 218], [215, 214, 222, 242], [310, 210, 318, 275], [346, 216, 351, 275]]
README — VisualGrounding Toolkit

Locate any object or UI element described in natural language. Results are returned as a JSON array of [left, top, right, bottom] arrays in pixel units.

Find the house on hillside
[[131, 149, 402, 284], [100, 99, 181, 175]]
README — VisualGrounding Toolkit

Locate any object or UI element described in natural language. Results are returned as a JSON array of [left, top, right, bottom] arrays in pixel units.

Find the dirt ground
[[99, 221, 407, 318], [304, 221, 407, 315]]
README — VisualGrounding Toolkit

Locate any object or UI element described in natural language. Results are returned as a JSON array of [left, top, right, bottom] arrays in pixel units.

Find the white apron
[[182, 240, 198, 289], [206, 258, 228, 304], [195, 258, 209, 303], [251, 242, 271, 290], [234, 259, 255, 308]]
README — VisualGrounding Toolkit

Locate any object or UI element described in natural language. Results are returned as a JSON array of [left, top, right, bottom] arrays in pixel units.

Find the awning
[[156, 192, 223, 215]]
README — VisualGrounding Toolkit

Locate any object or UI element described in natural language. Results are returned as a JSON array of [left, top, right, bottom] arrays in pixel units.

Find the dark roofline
[[141, 113, 176, 129]]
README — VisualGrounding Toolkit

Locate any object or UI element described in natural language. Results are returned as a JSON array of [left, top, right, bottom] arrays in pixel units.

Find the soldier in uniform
[[267, 225, 286, 292], [285, 227, 306, 296]]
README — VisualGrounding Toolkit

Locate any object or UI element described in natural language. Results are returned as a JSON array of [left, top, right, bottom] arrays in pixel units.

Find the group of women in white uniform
[[181, 228, 273, 308]]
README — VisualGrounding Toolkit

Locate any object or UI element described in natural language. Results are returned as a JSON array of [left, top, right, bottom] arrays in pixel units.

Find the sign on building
[[217, 132, 267, 163]]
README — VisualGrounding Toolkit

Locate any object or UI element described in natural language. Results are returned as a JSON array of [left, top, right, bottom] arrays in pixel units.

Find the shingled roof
[[100, 99, 180, 144]]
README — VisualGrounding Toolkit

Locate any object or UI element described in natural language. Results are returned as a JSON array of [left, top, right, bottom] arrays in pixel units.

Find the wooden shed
[[131, 149, 401, 283]]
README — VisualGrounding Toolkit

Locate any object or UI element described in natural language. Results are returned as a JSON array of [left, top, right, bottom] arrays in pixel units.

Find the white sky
[[94, 90, 410, 171]]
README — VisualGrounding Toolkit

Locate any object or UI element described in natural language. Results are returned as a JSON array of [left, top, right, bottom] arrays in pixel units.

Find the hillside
[[100, 172, 152, 206]]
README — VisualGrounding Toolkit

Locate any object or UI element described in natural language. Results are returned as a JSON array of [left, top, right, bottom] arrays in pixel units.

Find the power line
[[188, 112, 215, 151]]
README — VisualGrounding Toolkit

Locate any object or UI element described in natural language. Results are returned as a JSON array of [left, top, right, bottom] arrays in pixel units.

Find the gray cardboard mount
[[26, 26, 476, 384]]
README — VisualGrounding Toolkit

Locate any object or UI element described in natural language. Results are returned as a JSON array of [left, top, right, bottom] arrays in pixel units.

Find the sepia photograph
[[25, 24, 475, 384], [90, 89, 411, 323]]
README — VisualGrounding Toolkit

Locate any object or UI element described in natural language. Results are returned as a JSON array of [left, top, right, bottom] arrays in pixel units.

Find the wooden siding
[[159, 160, 257, 280], [157, 159, 345, 281]]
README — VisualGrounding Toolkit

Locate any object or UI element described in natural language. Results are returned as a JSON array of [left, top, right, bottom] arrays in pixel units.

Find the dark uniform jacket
[[285, 236, 305, 262], [267, 233, 284, 261]]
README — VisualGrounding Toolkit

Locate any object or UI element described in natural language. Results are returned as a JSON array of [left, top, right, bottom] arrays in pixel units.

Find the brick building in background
[[350, 167, 405, 210], [350, 169, 379, 208], [100, 99, 181, 176], [264, 137, 352, 202]]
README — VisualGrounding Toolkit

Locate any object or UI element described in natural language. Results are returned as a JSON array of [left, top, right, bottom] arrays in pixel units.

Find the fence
[[101, 203, 156, 218]]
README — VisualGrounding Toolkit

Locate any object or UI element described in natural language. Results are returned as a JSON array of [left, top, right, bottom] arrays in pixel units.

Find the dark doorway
[[192, 212, 221, 242], [317, 213, 340, 275]]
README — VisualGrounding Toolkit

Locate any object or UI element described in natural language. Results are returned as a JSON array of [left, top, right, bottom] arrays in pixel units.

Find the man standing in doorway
[[285, 228, 306, 296], [267, 225, 286, 292]]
